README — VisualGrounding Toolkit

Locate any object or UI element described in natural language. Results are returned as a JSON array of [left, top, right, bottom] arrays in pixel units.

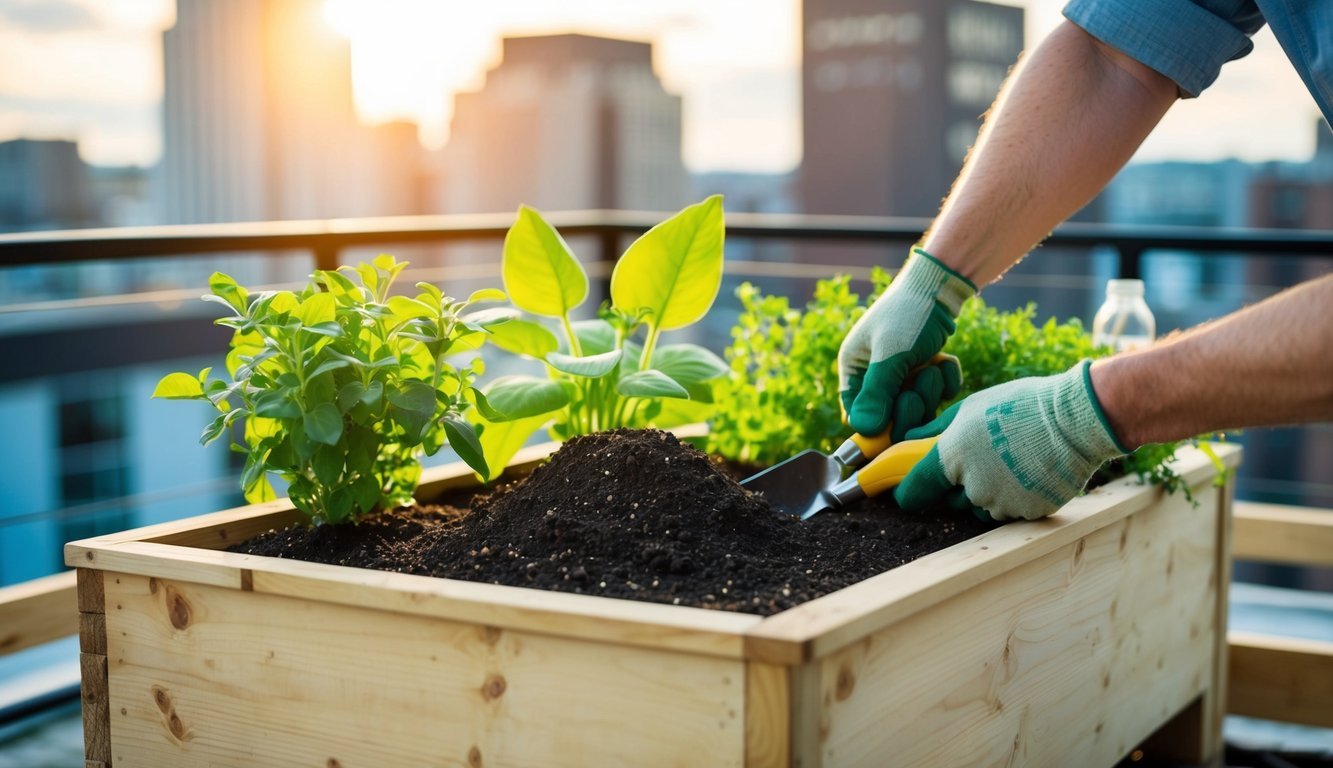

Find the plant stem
[[638, 324, 660, 372], [561, 313, 583, 357]]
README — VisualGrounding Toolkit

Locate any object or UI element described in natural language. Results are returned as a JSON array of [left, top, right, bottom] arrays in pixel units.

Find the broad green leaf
[[153, 372, 204, 399], [416, 281, 444, 302], [483, 375, 570, 420], [611, 195, 724, 330], [546, 349, 622, 378], [266, 291, 300, 316], [209, 272, 249, 315], [467, 388, 506, 422], [472, 413, 547, 482], [466, 288, 507, 304], [502, 205, 588, 317], [312, 444, 343, 485], [651, 344, 728, 384], [307, 359, 350, 380], [387, 380, 437, 415], [324, 488, 355, 523], [442, 413, 488, 479], [243, 474, 276, 505], [388, 295, 435, 321], [304, 402, 344, 445], [570, 319, 616, 355], [294, 292, 335, 327], [351, 474, 381, 514], [199, 408, 242, 447], [487, 319, 559, 358], [254, 391, 301, 419], [617, 370, 690, 399], [460, 307, 519, 328], [317, 269, 363, 304], [300, 321, 342, 338], [337, 381, 367, 411]]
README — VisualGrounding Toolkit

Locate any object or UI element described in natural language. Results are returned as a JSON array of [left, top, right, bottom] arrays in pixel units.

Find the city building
[[438, 34, 690, 215], [0, 139, 97, 233], [160, 0, 424, 225], [800, 0, 1024, 218]]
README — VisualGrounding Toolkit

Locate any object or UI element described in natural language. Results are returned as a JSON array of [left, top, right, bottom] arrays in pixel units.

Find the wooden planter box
[[68, 443, 1240, 768]]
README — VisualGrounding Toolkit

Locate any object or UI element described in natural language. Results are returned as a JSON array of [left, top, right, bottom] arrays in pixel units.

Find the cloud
[[0, 0, 97, 33]]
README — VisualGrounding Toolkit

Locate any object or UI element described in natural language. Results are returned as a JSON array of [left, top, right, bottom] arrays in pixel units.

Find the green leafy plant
[[153, 255, 513, 524], [473, 196, 730, 478], [708, 270, 1205, 496], [705, 273, 871, 465]]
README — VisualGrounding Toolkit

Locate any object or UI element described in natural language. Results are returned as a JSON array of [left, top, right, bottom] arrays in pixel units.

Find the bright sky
[[0, 0, 1323, 171]]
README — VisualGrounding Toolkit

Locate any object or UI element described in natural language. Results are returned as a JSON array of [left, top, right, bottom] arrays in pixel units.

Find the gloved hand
[[893, 360, 1130, 521], [839, 247, 976, 441]]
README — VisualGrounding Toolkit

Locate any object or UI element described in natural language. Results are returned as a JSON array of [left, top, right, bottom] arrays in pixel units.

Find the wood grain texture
[[77, 567, 104, 614], [1228, 630, 1333, 729], [746, 445, 1238, 666], [0, 570, 77, 655], [81, 651, 111, 766], [745, 663, 791, 768], [1232, 501, 1333, 567], [797, 485, 1220, 767], [103, 573, 746, 767], [249, 557, 758, 659]]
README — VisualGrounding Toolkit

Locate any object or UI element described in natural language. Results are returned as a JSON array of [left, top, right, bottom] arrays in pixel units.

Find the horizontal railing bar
[[3, 211, 1333, 269]]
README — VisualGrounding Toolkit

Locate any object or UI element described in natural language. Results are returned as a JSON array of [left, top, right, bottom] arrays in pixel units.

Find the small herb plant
[[153, 255, 513, 524], [472, 196, 729, 477], [705, 273, 871, 465], [708, 270, 1204, 494]]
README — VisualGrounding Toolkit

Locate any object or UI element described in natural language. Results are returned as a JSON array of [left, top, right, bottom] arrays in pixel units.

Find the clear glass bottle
[[1092, 278, 1155, 352]]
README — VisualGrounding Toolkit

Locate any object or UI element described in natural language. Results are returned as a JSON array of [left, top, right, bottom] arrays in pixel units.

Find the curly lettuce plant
[[153, 255, 513, 523], [707, 270, 1208, 494], [472, 196, 729, 478]]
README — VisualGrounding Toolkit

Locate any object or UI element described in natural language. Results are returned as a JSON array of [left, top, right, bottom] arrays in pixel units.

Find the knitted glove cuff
[[1057, 360, 1131, 460], [895, 247, 977, 316]]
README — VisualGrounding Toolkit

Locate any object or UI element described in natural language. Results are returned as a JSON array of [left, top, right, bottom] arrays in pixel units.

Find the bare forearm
[[923, 21, 1178, 285], [1090, 275, 1333, 448]]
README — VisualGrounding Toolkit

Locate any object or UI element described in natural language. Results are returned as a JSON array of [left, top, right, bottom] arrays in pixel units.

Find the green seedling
[[153, 255, 513, 523], [473, 196, 729, 478]]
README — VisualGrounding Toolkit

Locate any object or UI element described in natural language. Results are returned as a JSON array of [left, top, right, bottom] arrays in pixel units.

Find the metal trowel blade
[[740, 449, 843, 519]]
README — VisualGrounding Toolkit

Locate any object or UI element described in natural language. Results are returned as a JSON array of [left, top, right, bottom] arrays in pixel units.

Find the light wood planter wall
[[67, 443, 1240, 768]]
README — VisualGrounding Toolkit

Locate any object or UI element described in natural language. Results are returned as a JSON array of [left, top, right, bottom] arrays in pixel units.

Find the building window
[[56, 379, 132, 554]]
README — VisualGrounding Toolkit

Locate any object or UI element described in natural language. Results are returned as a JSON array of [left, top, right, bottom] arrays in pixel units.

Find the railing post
[[1117, 246, 1143, 280], [313, 243, 340, 273]]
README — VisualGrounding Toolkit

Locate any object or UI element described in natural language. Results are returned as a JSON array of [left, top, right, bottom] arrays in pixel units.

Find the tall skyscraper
[[160, 0, 423, 224], [800, 0, 1024, 218], [439, 34, 689, 214]]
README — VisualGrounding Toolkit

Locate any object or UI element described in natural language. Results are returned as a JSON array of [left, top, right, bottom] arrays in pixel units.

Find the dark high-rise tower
[[800, 0, 1024, 217]]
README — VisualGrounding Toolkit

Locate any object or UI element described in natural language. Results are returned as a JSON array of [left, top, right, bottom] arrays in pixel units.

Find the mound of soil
[[232, 429, 996, 616]]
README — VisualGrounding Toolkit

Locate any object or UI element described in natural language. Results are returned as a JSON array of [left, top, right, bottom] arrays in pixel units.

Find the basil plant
[[153, 255, 514, 524]]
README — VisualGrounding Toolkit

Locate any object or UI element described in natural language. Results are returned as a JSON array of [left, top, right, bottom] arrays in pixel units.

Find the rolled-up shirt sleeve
[[1063, 0, 1266, 97]]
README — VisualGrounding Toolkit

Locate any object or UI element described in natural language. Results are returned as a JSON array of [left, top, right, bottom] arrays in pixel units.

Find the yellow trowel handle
[[854, 436, 939, 498], [848, 431, 894, 461]]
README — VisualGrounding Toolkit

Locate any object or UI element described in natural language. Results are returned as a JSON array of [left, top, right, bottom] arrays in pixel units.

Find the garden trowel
[[740, 432, 939, 520]]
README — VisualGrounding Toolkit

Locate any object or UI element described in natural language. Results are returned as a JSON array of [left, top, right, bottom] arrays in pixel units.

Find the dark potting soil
[[231, 429, 997, 616]]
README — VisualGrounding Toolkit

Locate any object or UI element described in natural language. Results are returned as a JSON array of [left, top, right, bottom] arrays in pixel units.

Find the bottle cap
[[1107, 279, 1145, 297]]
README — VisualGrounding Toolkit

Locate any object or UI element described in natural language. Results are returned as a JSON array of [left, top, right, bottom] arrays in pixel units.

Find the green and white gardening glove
[[839, 247, 976, 442], [894, 360, 1130, 521]]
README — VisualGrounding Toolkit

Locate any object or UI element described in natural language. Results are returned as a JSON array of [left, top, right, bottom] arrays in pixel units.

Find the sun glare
[[322, 0, 499, 147]]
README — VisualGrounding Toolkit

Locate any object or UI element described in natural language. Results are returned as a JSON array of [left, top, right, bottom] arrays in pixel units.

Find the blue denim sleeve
[[1063, 0, 1266, 97]]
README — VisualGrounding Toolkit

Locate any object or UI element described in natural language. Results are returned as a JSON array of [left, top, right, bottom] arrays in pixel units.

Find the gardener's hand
[[839, 247, 976, 441], [894, 360, 1129, 521]]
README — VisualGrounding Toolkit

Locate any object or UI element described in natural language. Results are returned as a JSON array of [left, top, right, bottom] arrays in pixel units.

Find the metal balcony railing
[[1, 211, 1332, 740]]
